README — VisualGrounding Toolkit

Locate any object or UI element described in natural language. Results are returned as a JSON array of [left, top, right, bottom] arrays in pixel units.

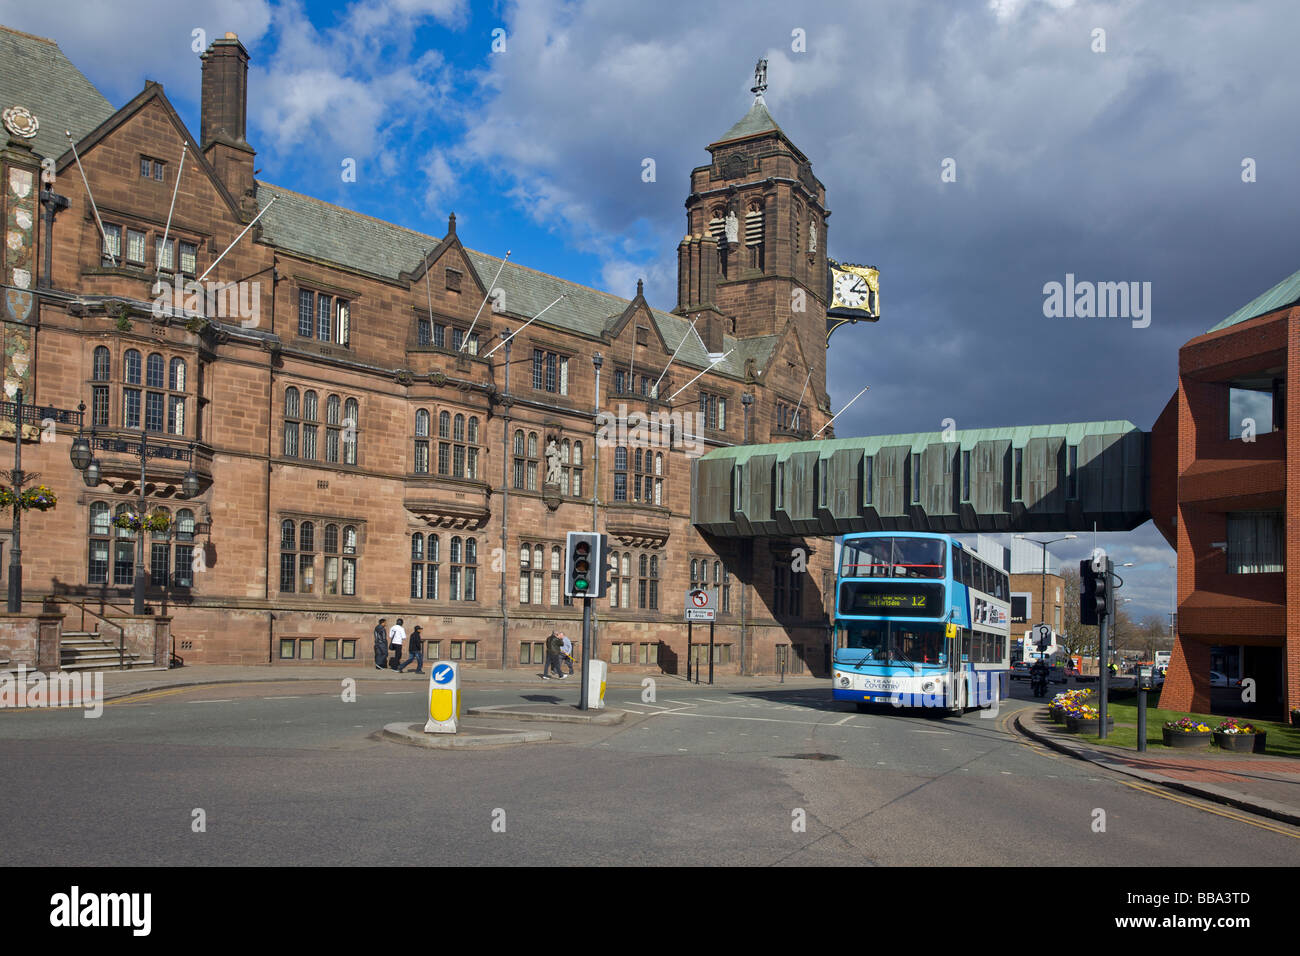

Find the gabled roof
[[712, 96, 783, 146], [0, 25, 114, 160], [1207, 266, 1300, 333], [253, 181, 778, 381]]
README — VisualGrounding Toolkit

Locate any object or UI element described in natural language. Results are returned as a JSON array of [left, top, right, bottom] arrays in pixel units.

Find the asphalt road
[[1, 677, 1295, 866]]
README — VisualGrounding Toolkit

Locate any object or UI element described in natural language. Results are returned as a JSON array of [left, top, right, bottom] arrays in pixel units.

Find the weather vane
[[751, 58, 768, 97]]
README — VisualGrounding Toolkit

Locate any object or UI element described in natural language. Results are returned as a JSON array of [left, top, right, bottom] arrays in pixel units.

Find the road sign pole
[[708, 619, 715, 685], [579, 596, 592, 711], [686, 621, 692, 682]]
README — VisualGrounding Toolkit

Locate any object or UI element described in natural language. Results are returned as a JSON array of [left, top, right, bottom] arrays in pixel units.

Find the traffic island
[[381, 721, 552, 749], [466, 702, 626, 725]]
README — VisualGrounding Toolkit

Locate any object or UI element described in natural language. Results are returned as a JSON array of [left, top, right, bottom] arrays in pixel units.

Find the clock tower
[[676, 62, 831, 398]]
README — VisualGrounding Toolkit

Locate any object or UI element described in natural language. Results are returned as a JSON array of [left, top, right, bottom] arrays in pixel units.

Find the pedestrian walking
[[373, 618, 388, 670], [398, 625, 424, 674], [559, 632, 574, 676], [542, 631, 566, 680], [389, 618, 407, 670]]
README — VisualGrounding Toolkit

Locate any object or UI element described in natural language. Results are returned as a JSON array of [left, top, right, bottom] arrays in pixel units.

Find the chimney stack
[[200, 33, 256, 217]]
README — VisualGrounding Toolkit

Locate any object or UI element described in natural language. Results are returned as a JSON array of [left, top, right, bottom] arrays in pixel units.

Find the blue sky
[[5, 0, 1300, 626]]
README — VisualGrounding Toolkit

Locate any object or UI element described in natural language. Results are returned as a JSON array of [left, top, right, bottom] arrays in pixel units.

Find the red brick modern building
[[0, 27, 839, 674], [1150, 272, 1297, 718]]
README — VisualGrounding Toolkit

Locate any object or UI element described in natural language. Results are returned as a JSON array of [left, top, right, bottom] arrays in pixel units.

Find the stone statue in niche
[[808, 219, 817, 254], [724, 210, 739, 244], [545, 437, 562, 484]]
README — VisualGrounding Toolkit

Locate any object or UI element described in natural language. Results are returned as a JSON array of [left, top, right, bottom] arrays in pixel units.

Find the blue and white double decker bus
[[831, 532, 1010, 714]]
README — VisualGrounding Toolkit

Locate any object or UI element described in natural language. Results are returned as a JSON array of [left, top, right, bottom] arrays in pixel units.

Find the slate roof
[[255, 182, 776, 381], [1207, 266, 1300, 333], [712, 96, 783, 145], [0, 26, 114, 161]]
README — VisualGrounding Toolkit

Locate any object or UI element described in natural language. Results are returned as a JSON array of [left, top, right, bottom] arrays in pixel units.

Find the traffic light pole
[[579, 595, 592, 711], [1098, 604, 1110, 739]]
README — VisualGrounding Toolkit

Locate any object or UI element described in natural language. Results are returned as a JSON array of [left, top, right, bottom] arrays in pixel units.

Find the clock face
[[834, 270, 871, 309]]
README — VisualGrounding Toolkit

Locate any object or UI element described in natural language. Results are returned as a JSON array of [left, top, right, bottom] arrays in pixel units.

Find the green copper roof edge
[[1207, 266, 1300, 333], [702, 421, 1143, 465]]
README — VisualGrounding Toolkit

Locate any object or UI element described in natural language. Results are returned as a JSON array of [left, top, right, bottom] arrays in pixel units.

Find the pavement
[[1015, 706, 1300, 827]]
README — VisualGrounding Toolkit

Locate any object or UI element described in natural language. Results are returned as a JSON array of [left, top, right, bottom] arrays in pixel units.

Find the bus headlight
[[922, 681, 937, 694], [837, 674, 851, 687]]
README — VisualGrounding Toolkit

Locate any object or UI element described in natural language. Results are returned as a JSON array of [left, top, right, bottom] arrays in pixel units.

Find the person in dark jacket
[[373, 618, 388, 670], [398, 625, 424, 674], [542, 631, 566, 680]]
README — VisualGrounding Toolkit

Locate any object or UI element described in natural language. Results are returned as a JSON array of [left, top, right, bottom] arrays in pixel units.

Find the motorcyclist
[[1030, 657, 1049, 697]]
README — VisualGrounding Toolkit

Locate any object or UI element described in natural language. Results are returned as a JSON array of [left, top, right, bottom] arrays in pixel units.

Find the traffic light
[[1080, 559, 1098, 625], [1095, 558, 1115, 619], [564, 532, 610, 599]]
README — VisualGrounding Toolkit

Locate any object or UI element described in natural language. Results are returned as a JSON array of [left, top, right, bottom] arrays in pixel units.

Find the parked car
[[1010, 661, 1032, 681], [1209, 671, 1229, 687]]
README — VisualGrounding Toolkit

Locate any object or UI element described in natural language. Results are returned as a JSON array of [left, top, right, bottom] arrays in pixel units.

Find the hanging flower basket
[[144, 511, 172, 533], [0, 485, 58, 511], [114, 511, 143, 531], [115, 510, 172, 533], [1162, 717, 1213, 749], [1214, 719, 1265, 753]]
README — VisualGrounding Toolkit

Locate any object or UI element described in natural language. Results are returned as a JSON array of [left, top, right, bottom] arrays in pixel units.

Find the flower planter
[[1214, 731, 1265, 753], [1291, 712, 1300, 728], [1162, 728, 1211, 749], [1066, 715, 1114, 734]]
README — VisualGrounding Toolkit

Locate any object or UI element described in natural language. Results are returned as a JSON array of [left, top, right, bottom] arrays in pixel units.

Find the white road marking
[[913, 730, 949, 734], [834, 715, 854, 726], [263, 695, 301, 700], [191, 699, 233, 704], [621, 707, 646, 715], [384, 691, 416, 695]]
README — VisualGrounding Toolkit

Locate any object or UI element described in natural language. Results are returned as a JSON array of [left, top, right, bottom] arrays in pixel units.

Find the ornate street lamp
[[70, 405, 201, 614]]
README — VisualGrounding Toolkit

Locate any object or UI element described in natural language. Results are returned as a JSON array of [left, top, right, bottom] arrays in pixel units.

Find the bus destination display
[[838, 582, 944, 618]]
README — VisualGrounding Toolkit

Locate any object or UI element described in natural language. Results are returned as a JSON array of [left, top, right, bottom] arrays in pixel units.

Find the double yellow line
[[1119, 779, 1300, 838]]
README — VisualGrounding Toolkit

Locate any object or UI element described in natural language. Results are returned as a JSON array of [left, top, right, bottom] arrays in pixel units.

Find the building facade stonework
[[0, 27, 838, 675]]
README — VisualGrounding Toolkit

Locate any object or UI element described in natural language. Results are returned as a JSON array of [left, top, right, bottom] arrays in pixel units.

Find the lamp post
[[71, 417, 200, 614], [0, 390, 84, 612], [739, 391, 754, 674], [741, 391, 753, 445], [1014, 534, 1076, 634]]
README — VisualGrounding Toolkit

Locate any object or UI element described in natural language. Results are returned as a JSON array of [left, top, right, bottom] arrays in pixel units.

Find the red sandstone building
[[1150, 272, 1298, 718], [0, 27, 839, 674]]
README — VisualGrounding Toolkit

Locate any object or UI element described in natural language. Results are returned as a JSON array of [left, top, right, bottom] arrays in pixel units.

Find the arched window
[[573, 442, 583, 467], [169, 357, 186, 391], [147, 353, 165, 389], [300, 522, 314, 552], [745, 199, 765, 271], [93, 347, 111, 381], [414, 409, 430, 474], [468, 417, 479, 443], [415, 409, 430, 436], [148, 509, 174, 582], [528, 432, 538, 458], [88, 502, 110, 584], [124, 350, 141, 385], [111, 505, 135, 585], [281, 519, 296, 551], [283, 387, 300, 457], [613, 446, 628, 501], [301, 391, 318, 459], [649, 555, 659, 610], [325, 395, 341, 462], [343, 398, 359, 464], [340, 526, 357, 595], [453, 414, 465, 442], [298, 522, 315, 592], [561, 440, 570, 464], [411, 533, 425, 598], [514, 430, 525, 456], [609, 550, 620, 608], [173, 509, 196, 588], [439, 411, 451, 439]]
